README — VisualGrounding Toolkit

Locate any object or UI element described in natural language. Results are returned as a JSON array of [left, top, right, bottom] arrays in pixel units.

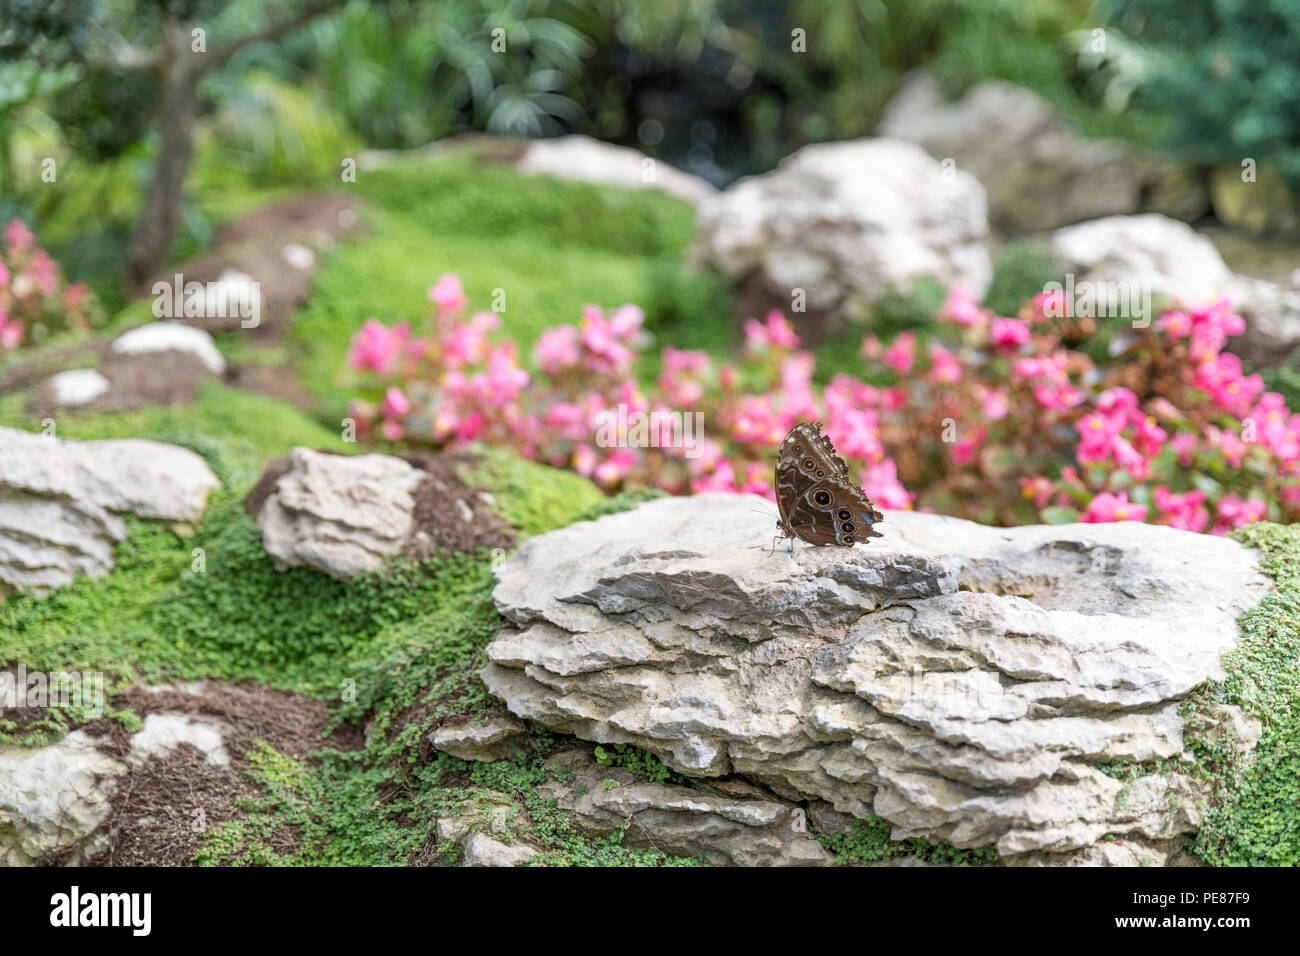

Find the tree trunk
[[124, 23, 200, 293]]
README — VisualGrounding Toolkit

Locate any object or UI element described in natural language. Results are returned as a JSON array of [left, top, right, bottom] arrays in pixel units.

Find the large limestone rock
[[1050, 214, 1300, 365], [517, 134, 716, 205], [480, 493, 1270, 864], [879, 75, 1206, 231], [257, 448, 423, 579], [539, 750, 832, 866], [0, 427, 220, 594], [691, 138, 992, 322]]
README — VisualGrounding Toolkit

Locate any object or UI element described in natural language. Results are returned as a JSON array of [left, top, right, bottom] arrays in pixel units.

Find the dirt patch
[[145, 194, 363, 341], [0, 339, 112, 394], [224, 362, 321, 412], [24, 348, 214, 418], [402, 451, 515, 558], [64, 681, 362, 867], [243, 448, 515, 557]]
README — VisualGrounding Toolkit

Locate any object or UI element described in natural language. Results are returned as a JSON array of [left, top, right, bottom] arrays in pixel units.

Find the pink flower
[[950, 427, 986, 466], [859, 458, 912, 510], [692, 460, 738, 494], [990, 317, 1030, 352], [882, 332, 916, 374], [580, 306, 634, 374], [428, 273, 468, 313], [743, 310, 801, 350], [608, 304, 645, 340], [980, 385, 1009, 420], [1158, 310, 1191, 339], [4, 219, 34, 255], [380, 419, 404, 441], [348, 319, 408, 375], [381, 386, 411, 419], [941, 286, 982, 327], [1154, 486, 1208, 533], [535, 325, 580, 375], [0, 312, 22, 350], [1019, 476, 1054, 507], [1082, 491, 1147, 523], [928, 344, 962, 385], [1214, 494, 1266, 534]]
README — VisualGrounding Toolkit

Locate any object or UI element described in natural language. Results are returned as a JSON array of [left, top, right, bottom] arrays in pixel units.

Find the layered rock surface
[[0, 427, 220, 594], [480, 493, 1270, 863]]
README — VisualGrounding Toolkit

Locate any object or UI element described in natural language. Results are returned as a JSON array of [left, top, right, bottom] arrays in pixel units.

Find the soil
[[24, 349, 215, 418], [243, 448, 515, 558], [63, 681, 362, 867], [400, 450, 515, 558], [139, 194, 363, 342]]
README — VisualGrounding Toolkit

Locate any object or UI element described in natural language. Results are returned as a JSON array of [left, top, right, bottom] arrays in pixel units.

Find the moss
[[461, 445, 605, 538], [814, 816, 999, 867], [287, 153, 719, 417], [1184, 522, 1300, 866], [983, 239, 1063, 317], [0, 380, 348, 477]]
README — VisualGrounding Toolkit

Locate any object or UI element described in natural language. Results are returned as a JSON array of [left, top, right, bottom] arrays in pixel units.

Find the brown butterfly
[[773, 421, 884, 552]]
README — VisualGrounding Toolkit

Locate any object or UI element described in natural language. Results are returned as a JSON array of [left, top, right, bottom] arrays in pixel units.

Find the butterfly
[[773, 421, 884, 552]]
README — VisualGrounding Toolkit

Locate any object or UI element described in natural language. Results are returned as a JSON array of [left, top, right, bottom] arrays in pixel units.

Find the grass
[[1183, 522, 1300, 866], [288, 148, 723, 419]]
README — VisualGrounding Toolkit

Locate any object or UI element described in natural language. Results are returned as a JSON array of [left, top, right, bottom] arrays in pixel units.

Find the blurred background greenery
[[0, 0, 1297, 311]]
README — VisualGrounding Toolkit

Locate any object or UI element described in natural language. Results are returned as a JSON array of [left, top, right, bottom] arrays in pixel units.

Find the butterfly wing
[[775, 422, 885, 547]]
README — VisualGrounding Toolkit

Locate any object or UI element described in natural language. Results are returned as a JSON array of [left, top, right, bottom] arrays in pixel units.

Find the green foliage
[[593, 743, 681, 785], [201, 71, 359, 186], [291, 154, 702, 417], [983, 239, 1062, 318], [0, 379, 347, 471], [1184, 522, 1300, 866], [1107, 0, 1300, 186], [460, 444, 604, 538], [815, 816, 999, 867]]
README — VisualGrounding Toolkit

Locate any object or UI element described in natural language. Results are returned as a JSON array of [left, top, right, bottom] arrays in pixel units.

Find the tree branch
[[206, 0, 353, 71]]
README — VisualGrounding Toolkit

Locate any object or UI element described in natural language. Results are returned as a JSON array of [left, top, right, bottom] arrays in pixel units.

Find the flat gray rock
[[539, 750, 831, 866], [481, 493, 1270, 863], [0, 427, 220, 594]]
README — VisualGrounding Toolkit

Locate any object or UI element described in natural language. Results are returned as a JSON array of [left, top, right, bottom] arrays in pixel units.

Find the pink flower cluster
[[0, 219, 99, 351], [345, 274, 1295, 535]]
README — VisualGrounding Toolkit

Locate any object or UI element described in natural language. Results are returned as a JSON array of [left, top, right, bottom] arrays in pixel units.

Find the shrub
[[0, 217, 103, 350], [343, 274, 1296, 534]]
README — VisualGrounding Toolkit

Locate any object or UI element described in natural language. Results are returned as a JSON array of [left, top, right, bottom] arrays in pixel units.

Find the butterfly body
[[774, 422, 884, 547]]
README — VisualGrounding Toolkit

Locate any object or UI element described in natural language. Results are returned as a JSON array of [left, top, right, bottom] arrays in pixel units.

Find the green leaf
[[1040, 506, 1081, 525]]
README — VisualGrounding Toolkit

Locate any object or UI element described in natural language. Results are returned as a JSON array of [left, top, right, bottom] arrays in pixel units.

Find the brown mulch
[[2, 195, 365, 416], [60, 681, 363, 868], [143, 194, 362, 341], [401, 451, 515, 558], [243, 448, 515, 558], [23, 349, 214, 418]]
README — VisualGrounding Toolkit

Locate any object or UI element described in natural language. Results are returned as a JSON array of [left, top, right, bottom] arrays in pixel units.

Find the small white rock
[[47, 368, 110, 406], [111, 322, 227, 374], [282, 243, 316, 271], [460, 832, 537, 867]]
